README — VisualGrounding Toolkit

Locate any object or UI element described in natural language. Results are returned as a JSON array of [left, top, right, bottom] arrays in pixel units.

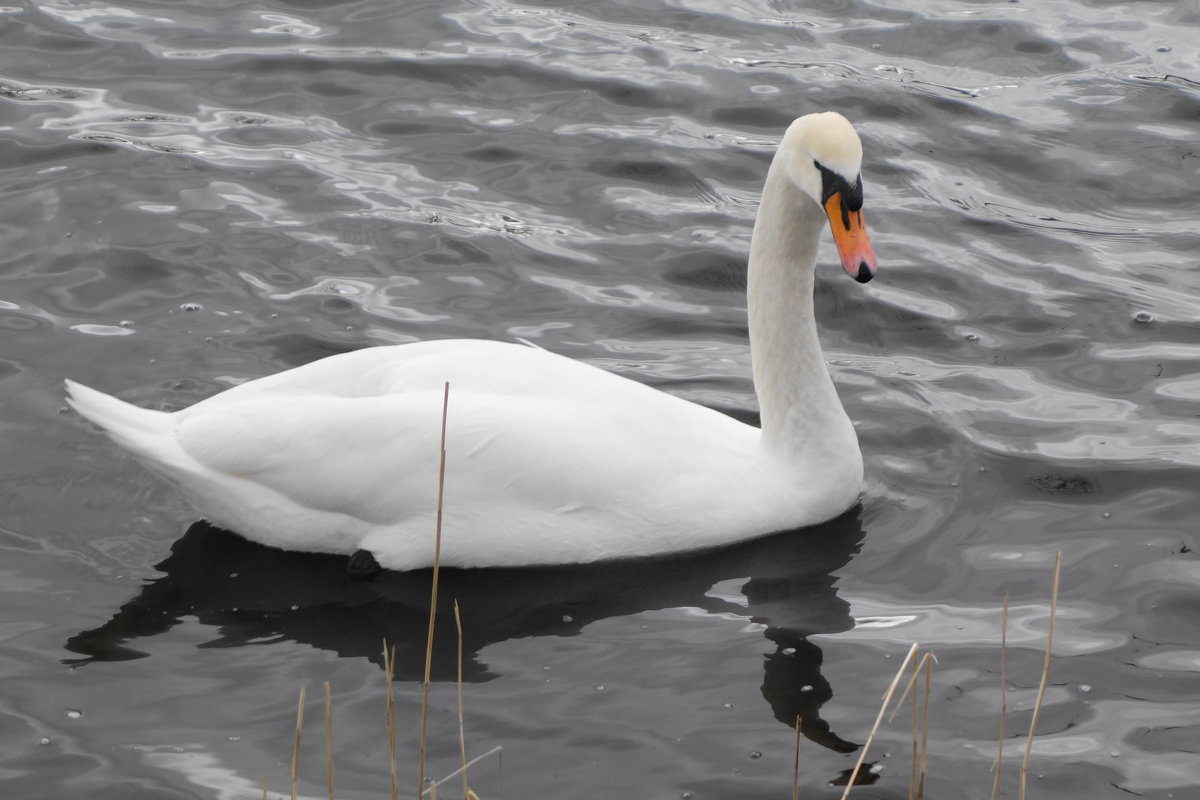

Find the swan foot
[[347, 549, 382, 580]]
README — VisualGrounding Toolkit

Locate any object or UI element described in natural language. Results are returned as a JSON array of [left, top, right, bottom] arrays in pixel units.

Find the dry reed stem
[[454, 600, 470, 800], [324, 681, 334, 800], [792, 715, 802, 800], [918, 653, 931, 800], [383, 641, 398, 800], [419, 382, 452, 797], [909, 657, 919, 800], [992, 590, 1010, 800], [1019, 551, 1061, 800], [421, 748, 502, 798], [262, 777, 268, 800], [292, 687, 306, 800], [887, 651, 935, 725], [839, 642, 920, 799]]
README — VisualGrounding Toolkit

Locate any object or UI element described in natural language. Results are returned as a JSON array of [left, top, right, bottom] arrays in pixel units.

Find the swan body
[[66, 112, 878, 571]]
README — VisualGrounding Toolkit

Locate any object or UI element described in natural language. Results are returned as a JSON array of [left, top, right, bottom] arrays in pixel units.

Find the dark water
[[2, 0, 1199, 797]]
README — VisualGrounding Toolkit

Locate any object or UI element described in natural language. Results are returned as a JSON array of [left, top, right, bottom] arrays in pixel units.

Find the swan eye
[[814, 160, 864, 212]]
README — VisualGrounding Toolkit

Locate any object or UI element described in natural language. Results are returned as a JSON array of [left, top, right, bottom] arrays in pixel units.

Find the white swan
[[65, 111, 878, 572]]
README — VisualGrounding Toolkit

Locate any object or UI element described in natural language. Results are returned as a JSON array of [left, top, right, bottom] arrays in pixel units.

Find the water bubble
[[290, 605, 299, 611], [1111, 750, 1121, 758], [682, 793, 693, 799], [1078, 684, 1092, 694], [782, 647, 796, 655], [749, 750, 762, 759], [963, 743, 975, 751], [227, 735, 240, 742], [1102, 512, 1111, 519], [66, 710, 82, 719], [562, 614, 573, 623], [541, 665, 551, 671], [1158, 46, 1172, 52], [180, 302, 203, 312], [119, 320, 134, 328], [869, 763, 884, 774], [593, 684, 605, 692], [38, 737, 50, 746], [1132, 310, 1154, 324], [965, 333, 980, 342], [722, 702, 734, 709], [800, 685, 813, 693]]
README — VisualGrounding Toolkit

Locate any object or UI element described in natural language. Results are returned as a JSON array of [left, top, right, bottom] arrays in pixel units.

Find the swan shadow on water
[[65, 508, 866, 753]]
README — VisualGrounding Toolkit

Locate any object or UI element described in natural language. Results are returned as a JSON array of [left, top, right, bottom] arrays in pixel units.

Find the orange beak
[[824, 193, 877, 283]]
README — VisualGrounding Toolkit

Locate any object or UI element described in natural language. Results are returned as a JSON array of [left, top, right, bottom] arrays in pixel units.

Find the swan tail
[[64, 379, 184, 469]]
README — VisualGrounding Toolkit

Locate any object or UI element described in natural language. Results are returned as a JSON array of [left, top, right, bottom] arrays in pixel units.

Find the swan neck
[[747, 160, 851, 457]]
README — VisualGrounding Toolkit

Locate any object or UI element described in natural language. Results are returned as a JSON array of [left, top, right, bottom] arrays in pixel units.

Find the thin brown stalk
[[454, 601, 470, 800], [909, 656, 919, 800], [992, 590, 1010, 800], [887, 652, 935, 724], [1020, 552, 1062, 800], [839, 642, 920, 799], [262, 777, 268, 800], [324, 681, 334, 800], [421, 746, 503, 797], [384, 640, 398, 800], [291, 687, 306, 800], [419, 382, 452, 797], [792, 715, 803, 800], [918, 653, 931, 800]]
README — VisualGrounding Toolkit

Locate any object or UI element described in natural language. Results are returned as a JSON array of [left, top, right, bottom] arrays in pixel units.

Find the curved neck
[[746, 159, 850, 458]]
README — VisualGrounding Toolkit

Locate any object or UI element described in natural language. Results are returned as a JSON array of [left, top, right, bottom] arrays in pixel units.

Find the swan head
[[780, 112, 878, 283]]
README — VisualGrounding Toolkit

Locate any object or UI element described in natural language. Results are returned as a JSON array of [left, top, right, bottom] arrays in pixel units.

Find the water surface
[[2, 1, 1199, 797]]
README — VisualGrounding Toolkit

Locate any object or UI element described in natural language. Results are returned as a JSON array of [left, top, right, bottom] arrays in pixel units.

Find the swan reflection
[[66, 509, 864, 752]]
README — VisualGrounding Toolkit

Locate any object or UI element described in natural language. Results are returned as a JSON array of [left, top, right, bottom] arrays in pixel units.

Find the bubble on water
[[1132, 310, 1154, 324], [227, 735, 240, 742], [782, 647, 796, 655], [119, 320, 134, 328], [180, 302, 203, 312], [965, 333, 980, 342], [1102, 512, 1111, 519], [1158, 46, 1172, 52], [1078, 684, 1092, 694], [869, 763, 884, 774], [723, 702, 734, 709], [66, 710, 82, 719], [749, 750, 762, 759], [800, 685, 813, 693], [38, 737, 50, 746], [593, 684, 605, 692]]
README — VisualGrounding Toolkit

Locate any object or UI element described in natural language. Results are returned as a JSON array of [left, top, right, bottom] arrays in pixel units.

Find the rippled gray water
[[2, 1, 1199, 798]]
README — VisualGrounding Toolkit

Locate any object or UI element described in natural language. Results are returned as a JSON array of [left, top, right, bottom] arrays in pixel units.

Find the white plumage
[[66, 112, 878, 571]]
